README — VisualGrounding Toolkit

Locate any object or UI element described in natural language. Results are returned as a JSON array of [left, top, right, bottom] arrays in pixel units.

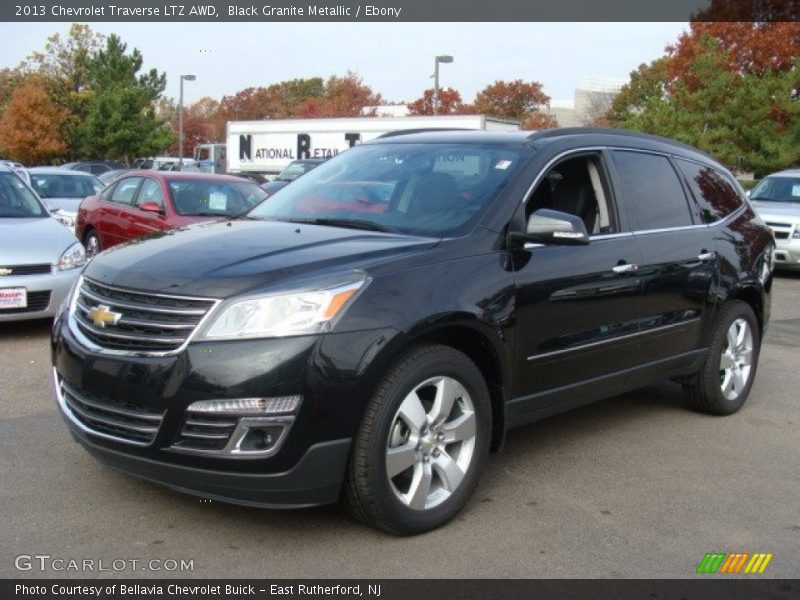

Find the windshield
[[0, 172, 48, 218], [31, 173, 103, 198], [277, 161, 319, 181], [169, 179, 269, 217], [248, 143, 525, 237], [750, 176, 800, 203]]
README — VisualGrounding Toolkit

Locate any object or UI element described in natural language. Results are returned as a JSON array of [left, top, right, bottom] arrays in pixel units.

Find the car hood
[[84, 219, 438, 298], [750, 201, 800, 220], [0, 217, 79, 265]]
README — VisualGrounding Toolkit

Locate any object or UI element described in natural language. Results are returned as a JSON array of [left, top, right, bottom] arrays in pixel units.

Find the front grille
[[72, 278, 217, 354], [0, 263, 52, 276], [0, 290, 51, 314], [173, 413, 238, 451], [774, 231, 790, 240], [58, 376, 165, 446]]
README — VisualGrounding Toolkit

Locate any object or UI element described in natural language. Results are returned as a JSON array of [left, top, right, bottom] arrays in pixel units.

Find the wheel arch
[[379, 317, 511, 453]]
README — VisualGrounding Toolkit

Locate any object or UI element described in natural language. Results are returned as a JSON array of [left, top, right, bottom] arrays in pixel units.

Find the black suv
[[52, 129, 774, 534]]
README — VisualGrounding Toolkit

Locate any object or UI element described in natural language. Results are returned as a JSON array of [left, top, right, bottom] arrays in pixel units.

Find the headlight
[[200, 272, 370, 340], [52, 209, 76, 230], [792, 227, 800, 239], [58, 242, 86, 271]]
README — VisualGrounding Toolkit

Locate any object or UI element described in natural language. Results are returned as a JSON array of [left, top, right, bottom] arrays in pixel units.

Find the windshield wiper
[[284, 218, 398, 233]]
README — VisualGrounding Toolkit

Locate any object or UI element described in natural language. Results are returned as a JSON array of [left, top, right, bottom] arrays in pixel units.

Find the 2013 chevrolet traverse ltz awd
[[52, 129, 774, 534]]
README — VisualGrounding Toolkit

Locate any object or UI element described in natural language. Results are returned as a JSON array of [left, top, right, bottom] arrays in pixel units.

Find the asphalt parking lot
[[1, 274, 798, 579]]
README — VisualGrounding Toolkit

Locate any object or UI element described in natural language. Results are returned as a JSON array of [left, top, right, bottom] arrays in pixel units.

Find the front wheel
[[683, 300, 760, 415], [344, 344, 491, 535], [84, 230, 101, 258]]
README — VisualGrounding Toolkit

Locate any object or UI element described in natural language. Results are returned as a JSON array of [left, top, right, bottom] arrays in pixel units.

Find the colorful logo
[[696, 552, 773, 574]]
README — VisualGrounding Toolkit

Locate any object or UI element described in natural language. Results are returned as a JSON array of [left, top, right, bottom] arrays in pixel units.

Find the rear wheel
[[84, 230, 101, 258], [344, 345, 491, 535], [683, 300, 760, 415]]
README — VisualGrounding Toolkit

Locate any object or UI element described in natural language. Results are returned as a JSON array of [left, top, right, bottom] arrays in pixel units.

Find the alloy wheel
[[386, 376, 477, 510], [719, 318, 754, 401]]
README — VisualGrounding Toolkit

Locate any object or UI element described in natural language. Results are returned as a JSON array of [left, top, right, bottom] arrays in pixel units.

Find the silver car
[[28, 167, 104, 233], [749, 169, 800, 269], [0, 167, 86, 321]]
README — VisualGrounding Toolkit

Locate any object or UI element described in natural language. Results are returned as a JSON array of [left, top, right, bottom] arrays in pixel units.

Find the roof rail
[[376, 128, 471, 139]]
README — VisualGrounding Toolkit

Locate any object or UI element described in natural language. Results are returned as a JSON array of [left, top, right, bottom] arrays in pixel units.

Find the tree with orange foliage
[[666, 21, 800, 90], [0, 78, 67, 164], [299, 72, 381, 118], [472, 79, 553, 127], [407, 87, 465, 115]]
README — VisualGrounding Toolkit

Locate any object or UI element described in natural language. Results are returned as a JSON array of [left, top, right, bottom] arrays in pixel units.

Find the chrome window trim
[[515, 144, 750, 248], [67, 275, 222, 358], [526, 318, 701, 362]]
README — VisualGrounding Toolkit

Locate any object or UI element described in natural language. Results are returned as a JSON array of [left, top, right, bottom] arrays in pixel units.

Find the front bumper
[[773, 238, 800, 268], [0, 268, 78, 322], [69, 424, 351, 508], [52, 303, 396, 507]]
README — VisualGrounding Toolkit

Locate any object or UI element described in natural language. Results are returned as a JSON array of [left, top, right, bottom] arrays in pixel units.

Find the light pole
[[178, 74, 196, 169], [432, 55, 453, 116]]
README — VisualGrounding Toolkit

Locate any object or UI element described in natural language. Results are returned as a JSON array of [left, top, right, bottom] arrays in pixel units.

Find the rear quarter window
[[676, 159, 744, 223]]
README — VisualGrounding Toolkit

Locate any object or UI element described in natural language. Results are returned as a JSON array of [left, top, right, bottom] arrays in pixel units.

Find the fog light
[[238, 425, 287, 452], [187, 396, 301, 415]]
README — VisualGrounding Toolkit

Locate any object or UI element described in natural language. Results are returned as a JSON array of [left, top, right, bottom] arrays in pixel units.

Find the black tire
[[84, 229, 101, 258], [344, 344, 492, 535], [683, 300, 760, 416]]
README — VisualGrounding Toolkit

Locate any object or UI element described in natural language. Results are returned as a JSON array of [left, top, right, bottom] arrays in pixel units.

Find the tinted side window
[[676, 159, 743, 223], [612, 151, 693, 230], [110, 177, 142, 205], [136, 179, 165, 209]]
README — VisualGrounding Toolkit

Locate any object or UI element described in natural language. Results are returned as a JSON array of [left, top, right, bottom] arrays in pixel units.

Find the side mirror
[[509, 208, 590, 247], [138, 202, 163, 214]]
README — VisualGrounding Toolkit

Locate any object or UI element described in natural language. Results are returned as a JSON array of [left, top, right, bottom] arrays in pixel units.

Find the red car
[[77, 172, 268, 256]]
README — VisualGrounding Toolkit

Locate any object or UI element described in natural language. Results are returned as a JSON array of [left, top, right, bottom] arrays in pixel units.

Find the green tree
[[76, 35, 173, 161], [610, 36, 800, 177], [22, 24, 105, 157]]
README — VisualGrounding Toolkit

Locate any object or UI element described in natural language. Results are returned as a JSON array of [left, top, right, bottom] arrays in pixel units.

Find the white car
[[28, 167, 104, 233], [0, 166, 86, 321], [749, 169, 800, 269]]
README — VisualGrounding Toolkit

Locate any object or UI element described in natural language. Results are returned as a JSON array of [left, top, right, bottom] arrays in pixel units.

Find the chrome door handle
[[697, 251, 716, 262], [612, 263, 639, 274]]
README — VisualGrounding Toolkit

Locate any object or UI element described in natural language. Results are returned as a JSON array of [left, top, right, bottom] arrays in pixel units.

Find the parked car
[[60, 160, 127, 176], [97, 169, 130, 185], [748, 169, 800, 269], [76, 172, 268, 257], [261, 158, 326, 196], [1, 160, 30, 184], [29, 167, 104, 233], [0, 166, 85, 322], [52, 129, 774, 534]]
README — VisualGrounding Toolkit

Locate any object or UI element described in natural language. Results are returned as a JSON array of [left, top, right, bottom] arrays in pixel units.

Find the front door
[[509, 152, 644, 424]]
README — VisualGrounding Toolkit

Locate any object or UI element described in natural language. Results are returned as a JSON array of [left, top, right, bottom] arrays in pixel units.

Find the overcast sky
[[0, 22, 687, 104]]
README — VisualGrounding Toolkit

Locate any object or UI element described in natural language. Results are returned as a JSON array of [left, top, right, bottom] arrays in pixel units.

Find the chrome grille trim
[[54, 370, 165, 447], [67, 276, 221, 357]]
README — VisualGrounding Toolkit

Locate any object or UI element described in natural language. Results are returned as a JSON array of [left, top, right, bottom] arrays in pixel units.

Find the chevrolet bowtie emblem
[[87, 304, 122, 328], [0, 268, 12, 276]]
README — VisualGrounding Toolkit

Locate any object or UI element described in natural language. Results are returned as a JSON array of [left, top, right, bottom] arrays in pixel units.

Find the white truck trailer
[[220, 115, 519, 176]]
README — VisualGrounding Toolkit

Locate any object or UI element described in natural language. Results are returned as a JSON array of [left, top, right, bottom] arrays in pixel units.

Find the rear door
[[608, 150, 716, 367]]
